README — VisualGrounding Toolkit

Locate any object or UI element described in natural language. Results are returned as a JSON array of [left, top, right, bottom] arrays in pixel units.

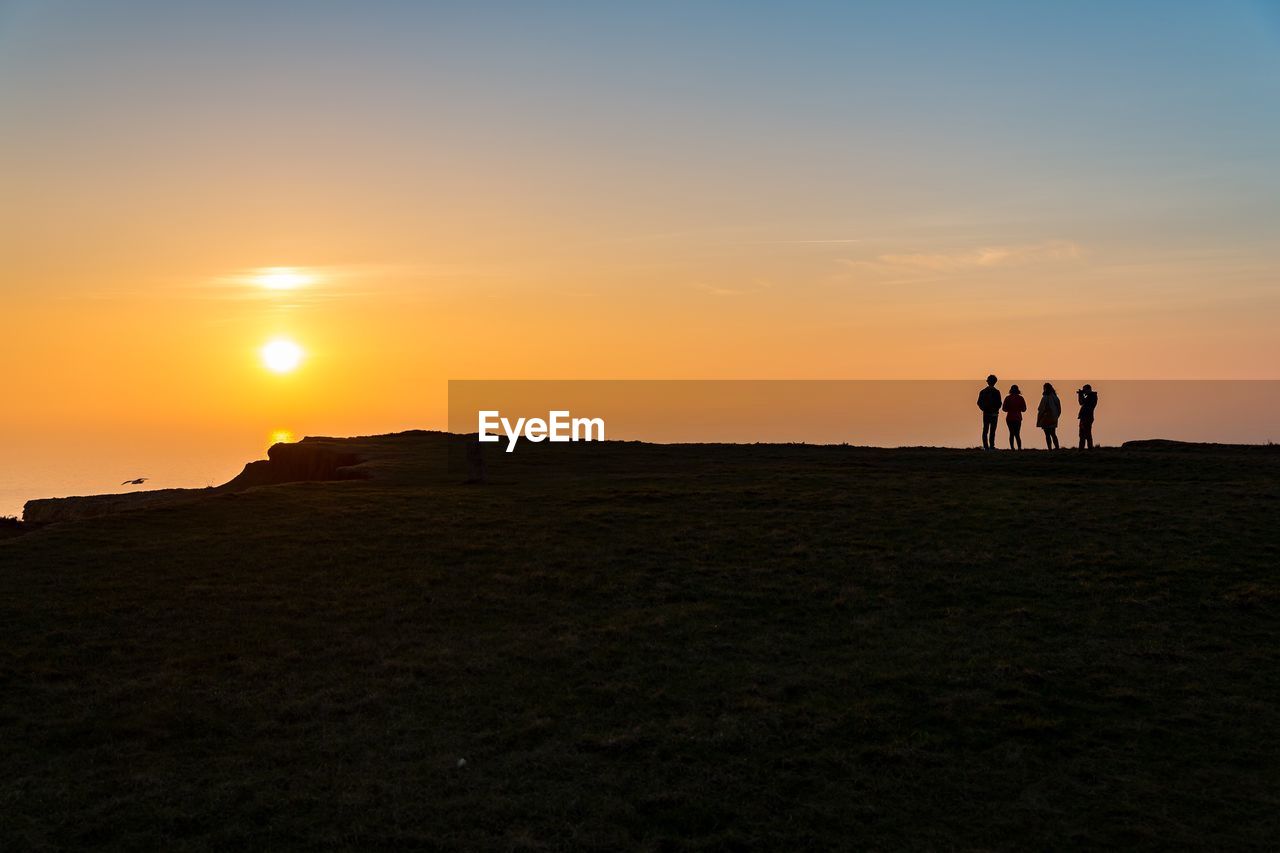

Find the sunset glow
[[0, 0, 1276, 468]]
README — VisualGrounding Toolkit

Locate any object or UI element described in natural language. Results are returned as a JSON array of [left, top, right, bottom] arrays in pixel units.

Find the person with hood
[[1001, 384, 1027, 449], [1037, 383, 1062, 449], [976, 374, 1003, 450], [1077, 383, 1099, 449]]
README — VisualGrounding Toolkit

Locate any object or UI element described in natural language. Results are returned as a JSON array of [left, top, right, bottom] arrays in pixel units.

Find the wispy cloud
[[693, 280, 774, 297], [754, 238, 869, 245], [867, 240, 1084, 273], [190, 263, 501, 303]]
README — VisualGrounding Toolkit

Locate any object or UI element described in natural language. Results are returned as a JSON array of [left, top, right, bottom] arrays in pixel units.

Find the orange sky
[[2, 2, 1278, 444]]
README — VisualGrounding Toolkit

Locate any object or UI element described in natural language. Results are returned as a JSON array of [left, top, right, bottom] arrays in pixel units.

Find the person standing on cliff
[[1037, 382, 1062, 449], [977, 374, 1003, 451], [1077, 384, 1099, 449], [1002, 384, 1027, 449]]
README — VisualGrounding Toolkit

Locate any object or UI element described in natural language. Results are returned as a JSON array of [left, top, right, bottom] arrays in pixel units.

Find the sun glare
[[261, 338, 304, 373], [269, 429, 295, 446], [255, 267, 312, 290]]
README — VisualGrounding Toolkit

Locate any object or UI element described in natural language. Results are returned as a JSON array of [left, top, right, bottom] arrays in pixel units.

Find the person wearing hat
[[1076, 383, 1099, 449], [1001, 384, 1027, 449]]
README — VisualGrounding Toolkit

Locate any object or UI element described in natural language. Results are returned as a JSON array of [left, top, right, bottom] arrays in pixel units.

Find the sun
[[261, 338, 304, 373], [255, 267, 312, 291]]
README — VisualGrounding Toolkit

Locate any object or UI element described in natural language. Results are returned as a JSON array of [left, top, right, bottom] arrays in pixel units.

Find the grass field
[[2, 433, 1277, 849]]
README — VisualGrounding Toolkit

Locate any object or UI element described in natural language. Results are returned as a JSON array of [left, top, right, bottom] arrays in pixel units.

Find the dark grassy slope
[[1, 434, 1277, 850]]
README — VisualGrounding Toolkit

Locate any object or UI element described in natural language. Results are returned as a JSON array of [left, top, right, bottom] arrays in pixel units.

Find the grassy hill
[[2, 433, 1277, 849]]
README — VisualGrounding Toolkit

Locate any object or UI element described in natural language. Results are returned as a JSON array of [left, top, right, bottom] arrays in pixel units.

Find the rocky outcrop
[[222, 442, 365, 489]]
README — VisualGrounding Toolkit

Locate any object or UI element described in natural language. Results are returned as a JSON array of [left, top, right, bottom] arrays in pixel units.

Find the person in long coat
[[1036, 382, 1061, 449]]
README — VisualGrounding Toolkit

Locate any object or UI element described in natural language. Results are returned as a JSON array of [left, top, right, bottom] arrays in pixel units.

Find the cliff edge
[[21, 438, 372, 526]]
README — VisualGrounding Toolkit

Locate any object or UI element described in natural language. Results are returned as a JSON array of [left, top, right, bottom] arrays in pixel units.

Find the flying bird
[[121, 477, 149, 485]]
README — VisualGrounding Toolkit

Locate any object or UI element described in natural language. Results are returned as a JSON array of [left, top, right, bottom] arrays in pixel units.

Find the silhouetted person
[[1002, 384, 1026, 449], [976, 374, 1003, 450], [1037, 382, 1061, 449], [1077, 384, 1099, 449]]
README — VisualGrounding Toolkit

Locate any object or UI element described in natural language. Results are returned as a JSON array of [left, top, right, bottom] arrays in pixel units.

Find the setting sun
[[261, 338, 304, 374]]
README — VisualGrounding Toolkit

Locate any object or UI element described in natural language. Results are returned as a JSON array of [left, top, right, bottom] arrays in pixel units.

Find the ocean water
[[0, 428, 271, 521]]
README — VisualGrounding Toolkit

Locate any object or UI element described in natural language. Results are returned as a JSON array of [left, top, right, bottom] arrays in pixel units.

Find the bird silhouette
[[121, 477, 149, 485]]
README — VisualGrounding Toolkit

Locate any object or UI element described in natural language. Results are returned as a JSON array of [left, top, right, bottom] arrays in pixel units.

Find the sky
[[2, 0, 1279, 441]]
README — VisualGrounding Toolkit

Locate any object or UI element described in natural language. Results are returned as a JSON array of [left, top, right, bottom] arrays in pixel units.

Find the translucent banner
[[448, 380, 1280, 449]]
